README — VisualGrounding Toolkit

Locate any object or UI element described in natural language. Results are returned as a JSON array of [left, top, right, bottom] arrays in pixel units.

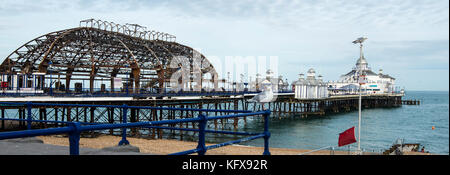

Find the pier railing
[[0, 87, 268, 97], [0, 102, 271, 155], [0, 87, 297, 98]]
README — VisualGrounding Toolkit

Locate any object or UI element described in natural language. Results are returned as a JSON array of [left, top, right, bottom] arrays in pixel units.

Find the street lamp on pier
[[227, 72, 230, 91], [352, 36, 367, 155], [48, 61, 53, 96]]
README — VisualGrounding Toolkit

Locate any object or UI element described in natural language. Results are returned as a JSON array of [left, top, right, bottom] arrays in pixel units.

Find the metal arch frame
[[1, 30, 64, 73], [0, 20, 218, 93], [40, 28, 81, 68], [150, 40, 219, 89]]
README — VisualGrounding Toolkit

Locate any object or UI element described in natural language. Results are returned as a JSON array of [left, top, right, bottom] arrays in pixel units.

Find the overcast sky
[[0, 0, 448, 91]]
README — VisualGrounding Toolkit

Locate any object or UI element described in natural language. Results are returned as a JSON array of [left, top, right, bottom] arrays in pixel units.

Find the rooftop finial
[[353, 37, 368, 70], [353, 37, 368, 61]]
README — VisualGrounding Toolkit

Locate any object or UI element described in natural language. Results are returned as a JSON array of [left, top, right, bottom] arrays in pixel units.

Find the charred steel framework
[[0, 19, 218, 93]]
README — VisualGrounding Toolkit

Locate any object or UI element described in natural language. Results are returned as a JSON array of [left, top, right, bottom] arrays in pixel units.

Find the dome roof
[[306, 79, 318, 86], [294, 77, 306, 85], [356, 56, 368, 65], [317, 75, 324, 85], [307, 68, 316, 78]]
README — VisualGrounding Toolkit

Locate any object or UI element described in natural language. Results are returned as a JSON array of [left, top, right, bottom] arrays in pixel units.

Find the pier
[[0, 92, 405, 135], [0, 19, 409, 140]]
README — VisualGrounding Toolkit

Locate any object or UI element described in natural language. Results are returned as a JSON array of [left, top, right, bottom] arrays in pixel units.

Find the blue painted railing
[[0, 102, 271, 155]]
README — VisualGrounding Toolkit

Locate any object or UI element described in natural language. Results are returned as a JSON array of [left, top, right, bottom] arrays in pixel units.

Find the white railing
[[298, 146, 335, 155], [298, 146, 379, 155]]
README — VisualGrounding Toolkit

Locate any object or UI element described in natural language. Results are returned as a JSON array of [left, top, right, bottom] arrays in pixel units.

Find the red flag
[[338, 127, 357, 147]]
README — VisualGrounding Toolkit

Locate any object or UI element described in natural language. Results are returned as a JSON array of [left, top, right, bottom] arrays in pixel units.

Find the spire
[[307, 68, 316, 78], [298, 73, 305, 80], [353, 37, 368, 70], [295, 73, 305, 85]]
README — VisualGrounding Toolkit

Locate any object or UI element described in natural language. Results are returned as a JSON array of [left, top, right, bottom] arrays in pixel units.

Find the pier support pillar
[[132, 68, 140, 94], [54, 108, 58, 127], [26, 102, 32, 130], [66, 107, 72, 122], [1, 108, 4, 130]]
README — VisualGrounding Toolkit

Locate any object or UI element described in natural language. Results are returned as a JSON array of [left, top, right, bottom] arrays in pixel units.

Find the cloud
[[365, 40, 449, 71]]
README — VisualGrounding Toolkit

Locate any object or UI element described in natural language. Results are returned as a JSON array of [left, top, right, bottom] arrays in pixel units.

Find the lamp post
[[249, 76, 252, 91], [48, 61, 53, 96], [233, 82, 236, 92], [125, 64, 129, 96], [240, 73, 244, 92], [256, 73, 261, 91], [227, 72, 230, 91], [353, 37, 367, 155]]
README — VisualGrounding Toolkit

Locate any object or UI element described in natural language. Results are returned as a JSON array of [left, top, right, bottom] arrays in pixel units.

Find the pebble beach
[[36, 135, 429, 155]]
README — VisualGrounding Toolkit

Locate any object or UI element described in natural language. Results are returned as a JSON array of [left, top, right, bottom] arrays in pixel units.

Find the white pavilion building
[[328, 46, 396, 95], [249, 69, 289, 92], [293, 68, 328, 99]]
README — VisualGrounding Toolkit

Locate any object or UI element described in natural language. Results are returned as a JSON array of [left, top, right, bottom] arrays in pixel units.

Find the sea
[[235, 91, 449, 154]]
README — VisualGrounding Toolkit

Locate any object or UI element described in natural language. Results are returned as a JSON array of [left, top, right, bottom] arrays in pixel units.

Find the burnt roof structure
[[0, 19, 218, 93]]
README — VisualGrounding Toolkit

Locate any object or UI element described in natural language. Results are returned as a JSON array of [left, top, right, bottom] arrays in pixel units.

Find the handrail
[[0, 102, 271, 155]]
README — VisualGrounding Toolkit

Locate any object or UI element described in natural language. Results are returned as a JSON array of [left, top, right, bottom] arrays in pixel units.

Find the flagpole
[[358, 71, 361, 154], [352, 37, 367, 155], [357, 41, 363, 155]]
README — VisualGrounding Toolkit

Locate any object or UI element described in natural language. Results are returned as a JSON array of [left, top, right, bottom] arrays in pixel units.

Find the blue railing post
[[263, 110, 271, 155], [118, 104, 130, 146], [26, 102, 32, 130], [68, 122, 81, 155], [196, 114, 207, 155]]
